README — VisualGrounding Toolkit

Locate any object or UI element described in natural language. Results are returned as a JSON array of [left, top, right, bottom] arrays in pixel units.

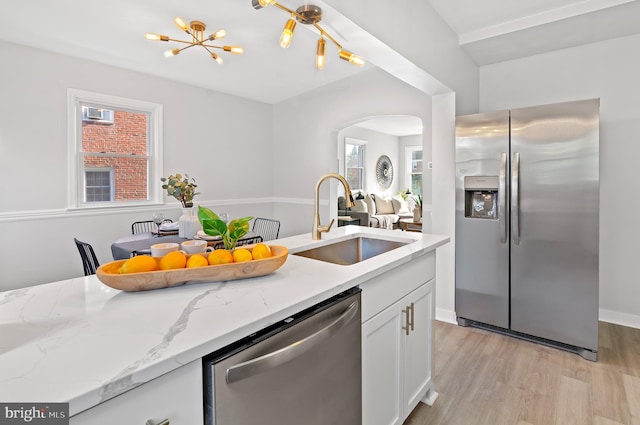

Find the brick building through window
[[81, 108, 149, 203]]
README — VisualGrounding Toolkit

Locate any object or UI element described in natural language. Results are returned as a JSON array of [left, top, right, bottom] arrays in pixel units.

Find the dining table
[[111, 231, 261, 260]]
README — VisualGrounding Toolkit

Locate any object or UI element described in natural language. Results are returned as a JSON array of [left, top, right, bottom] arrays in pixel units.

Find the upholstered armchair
[[337, 196, 370, 227]]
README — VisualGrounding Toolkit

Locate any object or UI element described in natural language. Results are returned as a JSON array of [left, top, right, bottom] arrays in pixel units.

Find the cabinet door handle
[[402, 306, 410, 336], [409, 302, 415, 332], [146, 419, 169, 425]]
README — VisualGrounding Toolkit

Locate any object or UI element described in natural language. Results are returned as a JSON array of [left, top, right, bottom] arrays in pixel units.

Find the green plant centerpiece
[[413, 193, 423, 208], [198, 206, 253, 250], [161, 173, 199, 207]]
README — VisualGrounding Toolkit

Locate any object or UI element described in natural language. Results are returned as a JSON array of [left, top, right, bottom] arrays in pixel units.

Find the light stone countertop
[[0, 226, 449, 416]]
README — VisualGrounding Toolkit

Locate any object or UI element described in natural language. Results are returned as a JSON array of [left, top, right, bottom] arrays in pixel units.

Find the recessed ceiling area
[[427, 0, 640, 65], [354, 116, 423, 137]]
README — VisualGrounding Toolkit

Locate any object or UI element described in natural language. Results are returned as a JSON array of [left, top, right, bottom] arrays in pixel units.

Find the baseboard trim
[[438, 307, 639, 330], [435, 308, 457, 324], [599, 308, 640, 329]]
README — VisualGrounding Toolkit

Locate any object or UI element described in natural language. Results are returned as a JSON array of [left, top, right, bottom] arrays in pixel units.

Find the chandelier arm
[[272, 2, 296, 15], [164, 38, 203, 45], [174, 43, 201, 54], [199, 44, 225, 50], [313, 23, 342, 49]]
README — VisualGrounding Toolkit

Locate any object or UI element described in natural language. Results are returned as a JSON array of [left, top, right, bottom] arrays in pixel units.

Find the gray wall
[[479, 33, 640, 328], [0, 41, 274, 290]]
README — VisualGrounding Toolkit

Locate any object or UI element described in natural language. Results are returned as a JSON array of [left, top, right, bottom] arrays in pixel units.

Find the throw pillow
[[391, 196, 410, 214], [375, 196, 395, 215], [365, 194, 376, 215]]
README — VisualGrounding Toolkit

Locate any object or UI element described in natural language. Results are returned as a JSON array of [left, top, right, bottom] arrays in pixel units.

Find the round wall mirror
[[375, 155, 393, 190]]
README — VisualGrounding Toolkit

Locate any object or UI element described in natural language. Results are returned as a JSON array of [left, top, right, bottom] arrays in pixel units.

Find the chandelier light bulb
[[174, 17, 189, 32], [315, 38, 326, 70], [224, 46, 244, 54], [164, 48, 180, 57], [258, 0, 276, 7], [211, 52, 223, 64], [209, 29, 226, 40], [280, 18, 296, 48], [339, 49, 365, 67]]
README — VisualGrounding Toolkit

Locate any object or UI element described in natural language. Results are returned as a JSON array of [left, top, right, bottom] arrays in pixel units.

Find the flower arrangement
[[161, 173, 199, 207], [198, 206, 253, 250]]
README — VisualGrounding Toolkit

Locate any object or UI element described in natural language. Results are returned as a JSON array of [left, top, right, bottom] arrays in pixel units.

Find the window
[[406, 147, 423, 195], [68, 89, 163, 208], [345, 138, 366, 192], [85, 169, 114, 202]]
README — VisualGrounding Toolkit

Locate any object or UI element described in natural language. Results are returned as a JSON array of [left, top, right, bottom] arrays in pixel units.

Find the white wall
[[324, 0, 479, 115], [272, 68, 433, 236], [479, 33, 640, 328], [339, 126, 401, 197], [0, 41, 274, 290]]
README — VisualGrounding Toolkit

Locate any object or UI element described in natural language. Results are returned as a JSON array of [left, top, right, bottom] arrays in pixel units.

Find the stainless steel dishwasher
[[203, 287, 361, 425]]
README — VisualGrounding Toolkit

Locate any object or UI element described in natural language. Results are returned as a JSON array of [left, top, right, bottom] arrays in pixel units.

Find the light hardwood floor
[[405, 320, 640, 425]]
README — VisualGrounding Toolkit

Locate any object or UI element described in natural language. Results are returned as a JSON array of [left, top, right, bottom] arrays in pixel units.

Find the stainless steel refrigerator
[[454, 99, 599, 361]]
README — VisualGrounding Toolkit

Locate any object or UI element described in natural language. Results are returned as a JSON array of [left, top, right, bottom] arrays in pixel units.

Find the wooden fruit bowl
[[96, 245, 288, 292]]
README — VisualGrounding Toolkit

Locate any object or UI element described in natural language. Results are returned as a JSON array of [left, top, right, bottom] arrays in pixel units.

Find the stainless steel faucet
[[313, 173, 355, 240]]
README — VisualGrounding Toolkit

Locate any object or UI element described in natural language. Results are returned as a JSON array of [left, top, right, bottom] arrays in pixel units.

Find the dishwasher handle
[[226, 300, 359, 384]]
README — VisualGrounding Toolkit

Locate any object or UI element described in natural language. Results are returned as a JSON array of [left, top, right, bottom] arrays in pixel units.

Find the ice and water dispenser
[[464, 176, 498, 219]]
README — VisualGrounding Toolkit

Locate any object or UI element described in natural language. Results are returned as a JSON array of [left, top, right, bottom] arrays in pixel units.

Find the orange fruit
[[159, 251, 187, 270], [232, 248, 253, 263], [252, 243, 272, 260], [208, 249, 234, 265], [186, 254, 209, 268], [119, 255, 158, 274]]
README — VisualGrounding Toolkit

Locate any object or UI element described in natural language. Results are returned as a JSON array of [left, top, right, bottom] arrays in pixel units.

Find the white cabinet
[[70, 360, 203, 425], [361, 253, 437, 425]]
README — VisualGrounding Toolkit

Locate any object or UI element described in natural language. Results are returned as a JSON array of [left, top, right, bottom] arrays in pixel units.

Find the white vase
[[178, 206, 201, 239], [413, 206, 422, 222]]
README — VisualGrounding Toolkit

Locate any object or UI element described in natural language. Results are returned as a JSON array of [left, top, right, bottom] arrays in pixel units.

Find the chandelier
[[145, 18, 244, 64], [251, 0, 365, 70]]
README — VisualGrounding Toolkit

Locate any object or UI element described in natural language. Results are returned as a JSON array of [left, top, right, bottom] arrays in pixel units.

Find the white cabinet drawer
[[70, 360, 203, 425], [360, 251, 434, 322]]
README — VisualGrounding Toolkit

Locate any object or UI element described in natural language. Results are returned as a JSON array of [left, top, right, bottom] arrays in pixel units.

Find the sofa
[[338, 193, 414, 229]]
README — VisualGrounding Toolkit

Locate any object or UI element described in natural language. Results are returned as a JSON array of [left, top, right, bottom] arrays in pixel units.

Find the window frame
[[67, 88, 163, 209], [345, 137, 367, 193], [405, 146, 423, 195]]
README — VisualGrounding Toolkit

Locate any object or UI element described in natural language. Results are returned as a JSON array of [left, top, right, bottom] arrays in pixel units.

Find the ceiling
[[427, 0, 640, 65], [354, 116, 424, 137], [1, 0, 637, 133], [0, 0, 369, 104]]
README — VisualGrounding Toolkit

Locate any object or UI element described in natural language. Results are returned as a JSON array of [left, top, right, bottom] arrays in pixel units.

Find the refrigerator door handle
[[225, 300, 359, 384], [499, 152, 507, 243], [512, 152, 520, 245]]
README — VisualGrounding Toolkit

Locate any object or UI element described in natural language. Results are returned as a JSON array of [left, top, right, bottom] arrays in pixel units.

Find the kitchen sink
[[293, 236, 410, 265]]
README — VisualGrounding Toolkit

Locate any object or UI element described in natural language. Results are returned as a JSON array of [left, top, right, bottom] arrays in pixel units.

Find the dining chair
[[251, 218, 281, 241], [211, 236, 264, 250], [132, 219, 173, 234], [74, 238, 100, 276]]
